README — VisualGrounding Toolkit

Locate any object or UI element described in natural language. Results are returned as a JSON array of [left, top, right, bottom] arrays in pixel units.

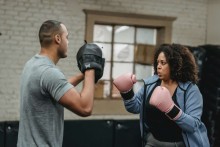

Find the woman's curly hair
[[153, 43, 199, 84]]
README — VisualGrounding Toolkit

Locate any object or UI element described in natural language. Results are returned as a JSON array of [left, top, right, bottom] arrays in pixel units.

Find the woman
[[113, 44, 210, 147]]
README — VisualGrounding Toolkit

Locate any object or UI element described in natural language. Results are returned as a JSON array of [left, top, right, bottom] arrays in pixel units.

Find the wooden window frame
[[83, 9, 176, 115]]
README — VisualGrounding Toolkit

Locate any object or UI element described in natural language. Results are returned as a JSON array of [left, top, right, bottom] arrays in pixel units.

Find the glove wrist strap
[[120, 89, 134, 100], [165, 105, 182, 120]]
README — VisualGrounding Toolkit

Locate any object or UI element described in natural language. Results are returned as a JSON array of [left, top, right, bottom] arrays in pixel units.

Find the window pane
[[95, 80, 110, 98], [112, 83, 120, 98], [95, 43, 112, 61], [136, 28, 157, 45], [102, 62, 111, 80], [135, 64, 154, 80], [114, 25, 134, 43], [103, 81, 111, 98], [113, 44, 134, 62], [112, 63, 133, 79], [93, 25, 112, 42], [135, 44, 155, 65]]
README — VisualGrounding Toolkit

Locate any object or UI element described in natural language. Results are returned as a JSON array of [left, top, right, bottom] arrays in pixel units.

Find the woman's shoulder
[[143, 75, 159, 85], [178, 81, 199, 91]]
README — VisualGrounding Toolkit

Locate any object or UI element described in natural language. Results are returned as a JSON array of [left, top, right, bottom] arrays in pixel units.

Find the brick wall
[[206, 0, 220, 44], [0, 0, 208, 121]]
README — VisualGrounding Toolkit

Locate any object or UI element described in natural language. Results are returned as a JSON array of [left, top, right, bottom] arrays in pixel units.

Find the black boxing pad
[[77, 43, 103, 59], [76, 43, 105, 83]]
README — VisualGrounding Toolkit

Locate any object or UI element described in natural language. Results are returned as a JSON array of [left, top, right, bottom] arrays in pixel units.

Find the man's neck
[[40, 47, 59, 64]]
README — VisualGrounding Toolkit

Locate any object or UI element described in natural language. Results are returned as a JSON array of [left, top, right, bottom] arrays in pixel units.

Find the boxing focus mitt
[[76, 43, 105, 83]]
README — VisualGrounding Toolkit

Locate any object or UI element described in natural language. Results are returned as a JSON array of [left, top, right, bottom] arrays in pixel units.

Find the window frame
[[83, 9, 176, 115]]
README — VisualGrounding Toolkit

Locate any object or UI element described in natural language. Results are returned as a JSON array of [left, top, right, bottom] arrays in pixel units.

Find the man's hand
[[76, 43, 105, 83]]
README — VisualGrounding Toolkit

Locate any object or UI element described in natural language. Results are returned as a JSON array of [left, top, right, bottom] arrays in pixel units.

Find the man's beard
[[57, 47, 67, 58]]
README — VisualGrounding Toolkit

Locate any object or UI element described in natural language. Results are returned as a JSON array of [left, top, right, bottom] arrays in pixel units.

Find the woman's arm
[[175, 85, 204, 133]]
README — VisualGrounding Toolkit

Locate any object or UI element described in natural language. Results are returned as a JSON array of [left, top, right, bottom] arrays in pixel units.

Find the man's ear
[[55, 34, 61, 44]]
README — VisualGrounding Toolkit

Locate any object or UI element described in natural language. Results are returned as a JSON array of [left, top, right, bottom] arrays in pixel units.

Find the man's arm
[[59, 69, 95, 117], [68, 73, 84, 86]]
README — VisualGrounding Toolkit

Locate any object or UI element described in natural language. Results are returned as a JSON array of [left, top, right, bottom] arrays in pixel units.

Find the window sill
[[92, 99, 132, 115]]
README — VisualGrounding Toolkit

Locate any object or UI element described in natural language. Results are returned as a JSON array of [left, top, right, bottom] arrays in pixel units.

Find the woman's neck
[[161, 79, 177, 87], [161, 79, 178, 96]]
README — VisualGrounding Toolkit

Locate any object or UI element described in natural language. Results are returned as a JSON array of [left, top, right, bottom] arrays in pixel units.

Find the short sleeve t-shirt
[[17, 54, 73, 147]]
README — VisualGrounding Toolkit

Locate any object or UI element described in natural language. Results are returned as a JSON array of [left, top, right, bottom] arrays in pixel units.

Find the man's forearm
[[68, 73, 84, 86]]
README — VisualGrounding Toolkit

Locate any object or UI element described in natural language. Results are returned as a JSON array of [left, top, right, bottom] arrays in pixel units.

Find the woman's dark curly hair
[[153, 43, 199, 84]]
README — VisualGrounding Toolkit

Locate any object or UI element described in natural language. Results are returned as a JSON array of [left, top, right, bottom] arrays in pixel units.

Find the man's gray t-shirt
[[17, 54, 73, 147]]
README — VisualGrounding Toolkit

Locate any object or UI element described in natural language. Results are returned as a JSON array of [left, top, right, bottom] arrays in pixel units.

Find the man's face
[[57, 24, 69, 58]]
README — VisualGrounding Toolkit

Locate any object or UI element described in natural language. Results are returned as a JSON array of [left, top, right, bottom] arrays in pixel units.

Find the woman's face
[[156, 52, 171, 81]]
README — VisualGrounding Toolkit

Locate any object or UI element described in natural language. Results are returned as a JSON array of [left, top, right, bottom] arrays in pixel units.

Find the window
[[93, 25, 156, 99], [84, 10, 176, 115]]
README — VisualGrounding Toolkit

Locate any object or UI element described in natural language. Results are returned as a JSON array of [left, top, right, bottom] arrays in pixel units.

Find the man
[[17, 20, 104, 147]]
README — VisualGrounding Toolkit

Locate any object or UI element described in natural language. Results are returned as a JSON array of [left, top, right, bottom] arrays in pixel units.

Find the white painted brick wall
[[0, 0, 208, 121]]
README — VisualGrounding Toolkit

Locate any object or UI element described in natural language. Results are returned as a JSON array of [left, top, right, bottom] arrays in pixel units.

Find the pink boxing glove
[[113, 73, 137, 93], [149, 86, 182, 120]]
